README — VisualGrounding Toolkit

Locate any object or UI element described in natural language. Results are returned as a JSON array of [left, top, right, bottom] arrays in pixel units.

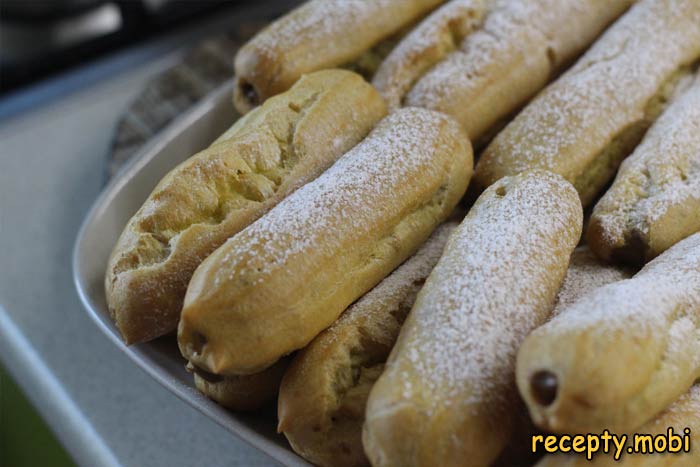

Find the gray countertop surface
[[0, 3, 294, 466]]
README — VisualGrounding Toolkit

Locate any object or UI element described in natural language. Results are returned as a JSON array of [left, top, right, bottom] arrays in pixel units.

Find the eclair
[[475, 0, 700, 206], [364, 170, 583, 467], [588, 75, 700, 266], [178, 108, 473, 377], [517, 233, 700, 434], [105, 70, 386, 344], [373, 0, 633, 141], [233, 0, 445, 114], [536, 385, 700, 467], [277, 222, 457, 467]]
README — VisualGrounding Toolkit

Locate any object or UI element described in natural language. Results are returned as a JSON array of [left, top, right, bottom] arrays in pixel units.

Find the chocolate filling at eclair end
[[239, 80, 260, 108], [530, 370, 558, 407]]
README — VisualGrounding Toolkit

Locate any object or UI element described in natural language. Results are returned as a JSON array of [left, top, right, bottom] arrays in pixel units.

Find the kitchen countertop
[[0, 3, 295, 466]]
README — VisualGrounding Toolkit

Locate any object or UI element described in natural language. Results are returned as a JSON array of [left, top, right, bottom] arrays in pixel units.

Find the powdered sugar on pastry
[[372, 0, 490, 110], [499, 1, 699, 169], [401, 0, 633, 141], [217, 109, 455, 278], [545, 234, 700, 336], [364, 170, 581, 467], [400, 172, 581, 404], [517, 233, 700, 433], [233, 0, 445, 112], [476, 0, 700, 203], [105, 69, 386, 344], [589, 75, 700, 262], [277, 223, 456, 467], [179, 107, 472, 376], [246, 1, 391, 58], [552, 246, 633, 317], [408, 0, 552, 107]]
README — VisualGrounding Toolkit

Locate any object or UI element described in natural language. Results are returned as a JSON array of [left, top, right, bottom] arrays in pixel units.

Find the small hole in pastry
[[531, 370, 558, 406], [240, 81, 259, 107], [495, 186, 507, 197], [191, 363, 224, 384]]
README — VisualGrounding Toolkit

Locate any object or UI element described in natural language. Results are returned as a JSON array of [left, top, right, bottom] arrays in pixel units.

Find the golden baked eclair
[[363, 170, 583, 467], [475, 0, 700, 206], [375, 0, 633, 142], [189, 358, 289, 412], [105, 69, 386, 345], [233, 0, 445, 114], [587, 75, 700, 266], [517, 233, 700, 434], [371, 0, 490, 111], [536, 385, 700, 467], [277, 222, 457, 467], [178, 108, 473, 377], [553, 246, 634, 317]]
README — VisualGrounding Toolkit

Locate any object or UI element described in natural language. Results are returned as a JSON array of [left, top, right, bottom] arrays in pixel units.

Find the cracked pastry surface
[[475, 0, 700, 206], [232, 0, 445, 114], [588, 74, 700, 266], [373, 0, 633, 142], [517, 233, 700, 434], [177, 108, 473, 377], [105, 69, 386, 344], [372, 0, 491, 112], [277, 223, 456, 467], [363, 170, 582, 467]]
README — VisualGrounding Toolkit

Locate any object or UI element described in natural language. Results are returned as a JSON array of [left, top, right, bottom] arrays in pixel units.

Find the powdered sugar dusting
[[390, 171, 581, 410], [245, 1, 389, 59], [215, 108, 461, 283], [403, 0, 632, 139], [544, 234, 700, 342], [372, 0, 490, 110], [407, 0, 552, 107], [479, 0, 700, 182], [241, 0, 440, 71], [551, 246, 633, 318], [593, 76, 700, 243]]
